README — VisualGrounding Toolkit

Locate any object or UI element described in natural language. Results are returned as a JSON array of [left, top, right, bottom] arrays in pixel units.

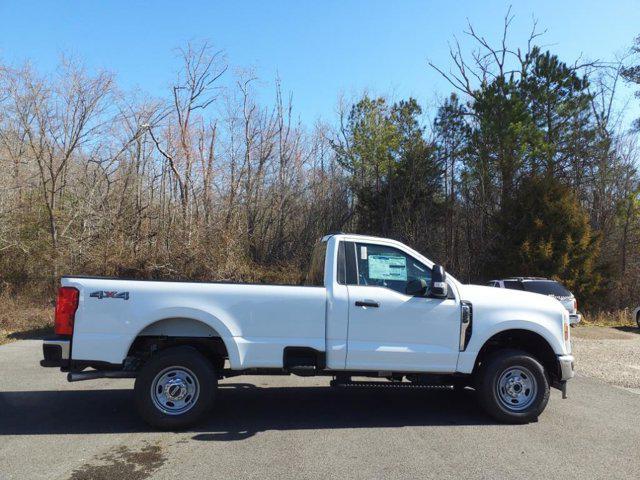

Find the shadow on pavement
[[613, 326, 640, 335], [6, 326, 53, 341], [0, 382, 494, 439]]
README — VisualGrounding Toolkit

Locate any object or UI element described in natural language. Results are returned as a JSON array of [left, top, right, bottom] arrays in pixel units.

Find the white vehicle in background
[[488, 277, 581, 325], [41, 233, 574, 429]]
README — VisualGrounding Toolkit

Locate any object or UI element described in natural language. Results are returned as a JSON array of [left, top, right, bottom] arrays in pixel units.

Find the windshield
[[522, 280, 571, 296]]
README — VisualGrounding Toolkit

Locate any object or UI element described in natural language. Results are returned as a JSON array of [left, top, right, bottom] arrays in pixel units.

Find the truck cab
[[311, 234, 464, 373]]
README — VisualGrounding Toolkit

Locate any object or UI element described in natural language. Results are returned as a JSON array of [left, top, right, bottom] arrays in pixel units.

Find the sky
[[1, 0, 639, 128]]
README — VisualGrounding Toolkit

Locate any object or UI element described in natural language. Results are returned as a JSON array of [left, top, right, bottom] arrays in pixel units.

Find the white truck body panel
[[61, 234, 571, 375], [65, 277, 326, 368], [455, 285, 570, 373], [345, 285, 461, 372]]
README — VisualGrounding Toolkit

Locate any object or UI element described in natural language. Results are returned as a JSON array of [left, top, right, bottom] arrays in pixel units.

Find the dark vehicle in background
[[489, 277, 581, 325]]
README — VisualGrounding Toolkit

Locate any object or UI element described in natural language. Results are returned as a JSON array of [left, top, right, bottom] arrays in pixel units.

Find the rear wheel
[[477, 349, 549, 423], [636, 311, 640, 329], [134, 346, 217, 430]]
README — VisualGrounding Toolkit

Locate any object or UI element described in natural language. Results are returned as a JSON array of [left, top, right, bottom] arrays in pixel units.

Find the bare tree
[[147, 42, 227, 226]]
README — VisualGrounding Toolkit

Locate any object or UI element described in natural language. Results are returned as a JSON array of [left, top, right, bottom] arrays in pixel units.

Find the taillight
[[573, 298, 578, 312], [54, 287, 79, 336]]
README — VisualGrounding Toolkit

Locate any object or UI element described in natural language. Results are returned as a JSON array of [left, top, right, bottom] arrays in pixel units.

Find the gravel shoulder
[[572, 326, 640, 390]]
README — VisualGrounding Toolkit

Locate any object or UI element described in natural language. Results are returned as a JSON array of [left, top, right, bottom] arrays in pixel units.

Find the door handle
[[355, 300, 379, 308]]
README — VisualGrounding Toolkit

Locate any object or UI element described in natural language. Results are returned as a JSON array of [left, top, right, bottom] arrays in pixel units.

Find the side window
[[354, 242, 431, 295], [336, 241, 346, 285], [503, 280, 524, 290]]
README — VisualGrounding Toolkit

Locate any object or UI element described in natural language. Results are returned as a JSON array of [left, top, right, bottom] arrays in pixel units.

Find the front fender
[[456, 319, 566, 374]]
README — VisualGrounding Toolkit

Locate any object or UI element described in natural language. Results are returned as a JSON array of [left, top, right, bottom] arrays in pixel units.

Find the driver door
[[345, 241, 461, 372]]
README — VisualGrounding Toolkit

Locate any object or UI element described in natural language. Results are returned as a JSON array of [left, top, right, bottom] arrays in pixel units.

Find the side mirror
[[430, 264, 448, 299], [406, 278, 428, 296]]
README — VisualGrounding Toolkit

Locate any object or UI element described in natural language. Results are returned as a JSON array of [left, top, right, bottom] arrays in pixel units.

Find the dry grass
[[0, 294, 53, 345], [579, 309, 636, 328]]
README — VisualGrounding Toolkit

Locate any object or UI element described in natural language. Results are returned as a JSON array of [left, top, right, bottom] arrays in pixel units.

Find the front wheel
[[477, 349, 550, 424], [134, 346, 217, 430]]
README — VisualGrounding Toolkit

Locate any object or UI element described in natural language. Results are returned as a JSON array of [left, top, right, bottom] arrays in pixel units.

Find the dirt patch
[[572, 326, 640, 390], [572, 325, 638, 340], [68, 443, 166, 480], [0, 295, 52, 344]]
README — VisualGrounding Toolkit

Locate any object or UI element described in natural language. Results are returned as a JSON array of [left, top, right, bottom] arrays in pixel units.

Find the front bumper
[[40, 337, 71, 368], [558, 354, 575, 381]]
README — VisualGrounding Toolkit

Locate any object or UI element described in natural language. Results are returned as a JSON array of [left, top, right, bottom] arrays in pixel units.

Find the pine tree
[[490, 175, 601, 302]]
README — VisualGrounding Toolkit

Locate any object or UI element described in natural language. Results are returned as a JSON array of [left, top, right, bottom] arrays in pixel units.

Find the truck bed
[[62, 276, 327, 369]]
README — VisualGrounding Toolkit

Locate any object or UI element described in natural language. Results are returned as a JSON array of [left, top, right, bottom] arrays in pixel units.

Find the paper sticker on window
[[368, 255, 407, 281]]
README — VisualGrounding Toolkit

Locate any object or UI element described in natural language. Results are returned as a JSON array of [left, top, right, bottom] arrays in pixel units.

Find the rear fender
[[129, 307, 241, 368]]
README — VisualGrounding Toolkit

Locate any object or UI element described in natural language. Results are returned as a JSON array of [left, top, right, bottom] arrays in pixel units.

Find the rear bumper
[[569, 313, 581, 325], [40, 337, 70, 368], [558, 354, 575, 381]]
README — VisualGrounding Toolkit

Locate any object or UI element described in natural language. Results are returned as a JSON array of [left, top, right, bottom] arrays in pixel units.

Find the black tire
[[636, 312, 640, 330], [476, 349, 550, 424], [134, 346, 217, 430]]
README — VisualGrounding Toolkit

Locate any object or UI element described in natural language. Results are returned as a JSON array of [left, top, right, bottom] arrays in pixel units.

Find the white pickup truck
[[41, 233, 574, 429]]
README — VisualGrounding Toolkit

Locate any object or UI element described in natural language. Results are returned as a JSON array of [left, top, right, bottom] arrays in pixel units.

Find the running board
[[67, 370, 136, 382], [330, 379, 453, 389]]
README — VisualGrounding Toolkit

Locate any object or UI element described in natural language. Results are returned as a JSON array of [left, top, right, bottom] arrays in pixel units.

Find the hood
[[547, 294, 576, 314], [460, 284, 567, 318]]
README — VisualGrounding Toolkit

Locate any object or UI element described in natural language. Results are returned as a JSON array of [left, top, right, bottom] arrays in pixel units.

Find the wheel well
[[473, 329, 559, 382], [127, 334, 229, 372], [136, 317, 221, 337]]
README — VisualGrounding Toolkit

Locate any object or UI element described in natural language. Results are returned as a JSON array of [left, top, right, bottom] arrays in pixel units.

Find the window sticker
[[368, 254, 407, 281], [360, 245, 367, 260]]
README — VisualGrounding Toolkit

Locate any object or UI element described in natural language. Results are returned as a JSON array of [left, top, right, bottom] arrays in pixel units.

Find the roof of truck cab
[[322, 233, 403, 243]]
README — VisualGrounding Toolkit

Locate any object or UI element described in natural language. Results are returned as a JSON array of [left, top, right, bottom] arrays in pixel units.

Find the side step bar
[[330, 378, 452, 389], [67, 371, 136, 382]]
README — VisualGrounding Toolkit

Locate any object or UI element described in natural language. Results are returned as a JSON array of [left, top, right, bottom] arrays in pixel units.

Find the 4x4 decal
[[90, 291, 129, 300]]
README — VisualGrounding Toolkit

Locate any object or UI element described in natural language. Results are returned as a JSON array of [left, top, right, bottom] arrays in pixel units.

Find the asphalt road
[[1, 340, 639, 480]]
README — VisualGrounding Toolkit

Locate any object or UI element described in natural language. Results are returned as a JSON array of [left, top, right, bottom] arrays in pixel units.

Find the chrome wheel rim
[[496, 366, 537, 412], [151, 366, 199, 415]]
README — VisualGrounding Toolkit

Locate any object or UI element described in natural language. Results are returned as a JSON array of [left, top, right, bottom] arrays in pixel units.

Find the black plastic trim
[[283, 347, 326, 370]]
